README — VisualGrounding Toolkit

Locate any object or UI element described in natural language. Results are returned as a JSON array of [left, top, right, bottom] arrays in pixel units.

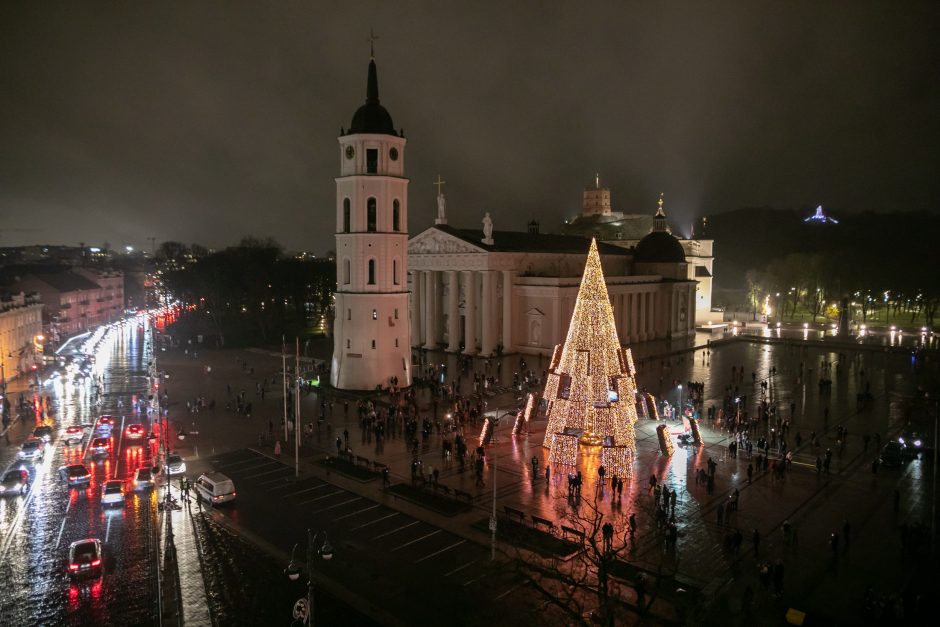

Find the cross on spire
[[368, 28, 379, 59], [433, 174, 446, 196]]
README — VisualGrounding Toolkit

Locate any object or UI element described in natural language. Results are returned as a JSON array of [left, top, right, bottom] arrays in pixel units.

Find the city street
[[0, 320, 159, 625], [0, 319, 934, 625]]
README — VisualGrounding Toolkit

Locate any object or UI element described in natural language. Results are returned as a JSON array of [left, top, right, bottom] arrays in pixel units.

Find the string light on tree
[[542, 239, 639, 478]]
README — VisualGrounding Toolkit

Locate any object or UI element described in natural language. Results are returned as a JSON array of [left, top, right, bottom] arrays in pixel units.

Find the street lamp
[[286, 529, 333, 626], [677, 384, 683, 417]]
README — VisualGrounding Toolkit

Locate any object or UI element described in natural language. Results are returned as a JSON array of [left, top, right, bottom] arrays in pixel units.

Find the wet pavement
[[0, 320, 159, 625], [140, 326, 936, 625]]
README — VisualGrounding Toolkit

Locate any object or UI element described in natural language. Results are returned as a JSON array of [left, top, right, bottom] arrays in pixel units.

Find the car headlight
[[0, 486, 6, 492], [914, 439, 922, 447], [898, 437, 905, 444]]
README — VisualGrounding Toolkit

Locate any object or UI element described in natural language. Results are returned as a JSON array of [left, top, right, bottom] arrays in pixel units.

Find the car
[[95, 422, 113, 438], [90, 437, 111, 457], [880, 440, 909, 467], [193, 472, 236, 506], [17, 438, 45, 462], [101, 480, 124, 506], [165, 454, 186, 476], [68, 538, 103, 578], [125, 424, 146, 441], [133, 467, 154, 490], [61, 425, 85, 445], [32, 425, 54, 443], [0, 468, 30, 496], [97, 416, 114, 428], [59, 464, 91, 487]]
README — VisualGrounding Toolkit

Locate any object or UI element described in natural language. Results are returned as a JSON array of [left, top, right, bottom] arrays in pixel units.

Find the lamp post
[[677, 384, 683, 418], [490, 410, 516, 561], [286, 529, 333, 626]]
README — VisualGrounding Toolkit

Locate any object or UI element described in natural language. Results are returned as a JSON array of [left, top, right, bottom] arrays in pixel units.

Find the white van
[[194, 472, 236, 506]]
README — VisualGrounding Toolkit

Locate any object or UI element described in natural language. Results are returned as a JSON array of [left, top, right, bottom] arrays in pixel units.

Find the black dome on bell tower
[[348, 59, 397, 136]]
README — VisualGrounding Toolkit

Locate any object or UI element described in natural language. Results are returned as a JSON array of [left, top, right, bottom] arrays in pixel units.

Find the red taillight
[[91, 559, 101, 567], [69, 564, 79, 571]]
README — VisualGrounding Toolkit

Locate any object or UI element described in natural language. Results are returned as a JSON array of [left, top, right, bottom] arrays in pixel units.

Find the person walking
[[274, 440, 282, 458]]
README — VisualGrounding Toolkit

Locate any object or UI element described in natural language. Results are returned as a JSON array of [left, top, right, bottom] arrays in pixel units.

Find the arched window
[[342, 198, 350, 232], [393, 259, 399, 285], [343, 259, 350, 284], [367, 198, 377, 232], [368, 259, 376, 285], [392, 200, 400, 231]]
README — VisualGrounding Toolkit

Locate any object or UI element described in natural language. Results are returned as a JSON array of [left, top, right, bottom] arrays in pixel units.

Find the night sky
[[2, 2, 937, 253]]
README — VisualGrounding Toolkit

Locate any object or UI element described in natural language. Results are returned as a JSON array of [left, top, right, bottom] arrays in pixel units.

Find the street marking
[[105, 514, 113, 542], [283, 484, 329, 498], [248, 467, 292, 479], [415, 539, 466, 563], [258, 477, 295, 488], [334, 504, 380, 521], [390, 527, 440, 550], [313, 497, 362, 513], [444, 558, 479, 577], [352, 512, 399, 530], [494, 581, 523, 601], [299, 490, 344, 506], [371, 520, 419, 540], [113, 414, 127, 478], [54, 498, 74, 549]]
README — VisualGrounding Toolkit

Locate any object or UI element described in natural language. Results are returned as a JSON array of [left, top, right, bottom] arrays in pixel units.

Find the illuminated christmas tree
[[542, 238, 638, 478]]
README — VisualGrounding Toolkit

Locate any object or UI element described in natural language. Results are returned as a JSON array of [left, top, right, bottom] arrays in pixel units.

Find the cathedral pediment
[[409, 228, 487, 254]]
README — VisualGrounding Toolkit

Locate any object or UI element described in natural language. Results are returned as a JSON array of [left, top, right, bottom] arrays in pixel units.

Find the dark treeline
[[156, 238, 335, 346], [706, 208, 940, 326]]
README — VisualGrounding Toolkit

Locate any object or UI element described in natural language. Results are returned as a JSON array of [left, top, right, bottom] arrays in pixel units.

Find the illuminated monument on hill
[[804, 205, 839, 224]]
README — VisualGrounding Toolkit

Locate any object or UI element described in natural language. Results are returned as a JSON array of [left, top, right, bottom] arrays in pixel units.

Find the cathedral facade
[[407, 190, 699, 357]]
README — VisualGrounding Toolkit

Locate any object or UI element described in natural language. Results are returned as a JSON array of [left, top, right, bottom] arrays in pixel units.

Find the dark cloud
[[1, 1, 937, 252]]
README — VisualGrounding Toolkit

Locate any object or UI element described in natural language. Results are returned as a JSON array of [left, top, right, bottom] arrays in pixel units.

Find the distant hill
[[704, 207, 940, 289]]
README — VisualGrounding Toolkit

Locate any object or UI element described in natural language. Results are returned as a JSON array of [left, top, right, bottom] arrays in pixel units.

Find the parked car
[[165, 454, 186, 476], [17, 438, 45, 462], [61, 425, 85, 445], [68, 538, 103, 578], [59, 464, 91, 488], [0, 468, 30, 496], [193, 472, 236, 506], [100, 480, 124, 507]]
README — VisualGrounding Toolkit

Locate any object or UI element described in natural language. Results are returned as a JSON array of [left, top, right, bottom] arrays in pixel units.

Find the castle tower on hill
[[330, 52, 412, 390], [541, 239, 639, 478]]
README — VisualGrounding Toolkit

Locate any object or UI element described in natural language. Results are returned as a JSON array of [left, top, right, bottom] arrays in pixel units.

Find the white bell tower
[[331, 53, 412, 390]]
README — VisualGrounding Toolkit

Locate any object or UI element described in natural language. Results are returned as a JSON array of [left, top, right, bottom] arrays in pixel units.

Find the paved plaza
[[155, 332, 935, 625]]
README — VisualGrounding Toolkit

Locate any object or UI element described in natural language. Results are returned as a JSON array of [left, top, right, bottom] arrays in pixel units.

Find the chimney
[[527, 220, 540, 234]]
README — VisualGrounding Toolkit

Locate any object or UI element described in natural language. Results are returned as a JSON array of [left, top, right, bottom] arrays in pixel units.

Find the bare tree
[[506, 490, 666, 626]]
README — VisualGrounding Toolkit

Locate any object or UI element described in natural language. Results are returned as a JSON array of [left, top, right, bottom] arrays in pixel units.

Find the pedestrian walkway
[[157, 333, 936, 624]]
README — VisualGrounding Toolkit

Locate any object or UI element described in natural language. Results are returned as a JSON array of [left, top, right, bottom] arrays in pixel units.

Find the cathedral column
[[446, 270, 459, 352], [423, 270, 437, 349], [630, 292, 638, 343], [502, 270, 514, 352], [410, 271, 422, 347], [462, 271, 478, 355], [640, 292, 646, 341], [481, 271, 495, 356]]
